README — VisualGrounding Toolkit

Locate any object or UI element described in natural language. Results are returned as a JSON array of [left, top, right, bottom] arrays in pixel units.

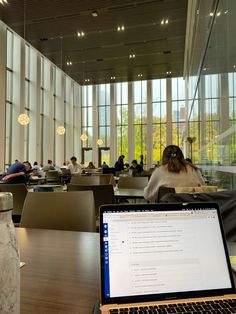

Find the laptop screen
[[100, 203, 234, 304]]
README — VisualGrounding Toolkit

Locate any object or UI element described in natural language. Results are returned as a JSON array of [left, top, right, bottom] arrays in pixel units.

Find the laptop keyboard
[[109, 299, 236, 313]]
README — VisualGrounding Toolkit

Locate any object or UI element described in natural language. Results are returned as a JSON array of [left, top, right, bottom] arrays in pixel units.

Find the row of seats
[[0, 183, 115, 231]]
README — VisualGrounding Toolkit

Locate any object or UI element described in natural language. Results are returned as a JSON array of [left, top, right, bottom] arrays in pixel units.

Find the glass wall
[[186, 0, 236, 189]]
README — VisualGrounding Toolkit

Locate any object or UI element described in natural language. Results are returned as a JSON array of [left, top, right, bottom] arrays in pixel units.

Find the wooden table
[[17, 228, 100, 314]]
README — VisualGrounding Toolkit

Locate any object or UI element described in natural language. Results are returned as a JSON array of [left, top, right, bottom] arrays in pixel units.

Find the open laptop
[[99, 202, 236, 314]]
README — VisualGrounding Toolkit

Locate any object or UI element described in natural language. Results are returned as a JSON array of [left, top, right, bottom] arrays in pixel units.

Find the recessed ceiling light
[[209, 12, 214, 16], [0, 0, 8, 4], [77, 31, 85, 37], [92, 10, 98, 17], [111, 76, 116, 80], [129, 54, 135, 59], [224, 10, 228, 14], [203, 67, 207, 71], [117, 25, 125, 32], [166, 71, 172, 75], [137, 74, 143, 77], [217, 12, 221, 16], [234, 65, 236, 68], [66, 61, 72, 66], [84, 79, 90, 82], [161, 19, 169, 25]]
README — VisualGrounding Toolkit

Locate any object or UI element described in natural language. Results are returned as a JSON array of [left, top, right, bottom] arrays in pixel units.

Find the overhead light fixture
[[209, 12, 214, 16], [77, 31, 85, 37], [234, 65, 236, 69], [66, 61, 72, 66], [84, 79, 90, 82], [137, 74, 143, 78], [129, 54, 135, 59], [97, 139, 103, 146], [111, 76, 116, 80], [161, 19, 169, 25], [166, 71, 172, 75], [56, 126, 66, 135], [18, 113, 30, 125], [216, 11, 221, 16], [80, 134, 88, 141], [224, 10, 228, 14], [92, 10, 98, 17], [117, 25, 125, 31], [0, 0, 8, 4]]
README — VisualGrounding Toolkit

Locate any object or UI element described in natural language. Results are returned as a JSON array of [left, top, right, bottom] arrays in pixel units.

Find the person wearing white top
[[68, 156, 82, 174], [144, 145, 205, 202]]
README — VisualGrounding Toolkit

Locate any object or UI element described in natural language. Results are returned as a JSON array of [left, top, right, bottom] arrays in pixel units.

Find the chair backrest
[[0, 183, 28, 215], [67, 184, 114, 218], [20, 191, 95, 232], [118, 176, 148, 189], [70, 175, 100, 185], [91, 173, 116, 186], [157, 186, 175, 203], [46, 170, 60, 183], [160, 190, 236, 241], [175, 186, 218, 193], [61, 168, 71, 175]]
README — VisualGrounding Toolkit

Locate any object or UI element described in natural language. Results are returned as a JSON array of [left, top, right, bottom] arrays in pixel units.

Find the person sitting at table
[[144, 145, 205, 202], [42, 160, 55, 172], [68, 156, 82, 174], [129, 160, 143, 177], [86, 161, 96, 169], [0, 161, 32, 184], [101, 161, 109, 169], [114, 155, 125, 171]]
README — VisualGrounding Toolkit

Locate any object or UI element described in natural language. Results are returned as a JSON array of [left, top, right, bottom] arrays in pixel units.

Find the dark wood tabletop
[[114, 188, 145, 199], [16, 228, 100, 314]]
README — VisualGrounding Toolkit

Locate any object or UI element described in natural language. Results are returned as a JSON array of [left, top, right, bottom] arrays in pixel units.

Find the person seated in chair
[[86, 161, 96, 169], [129, 160, 143, 177], [0, 161, 32, 184], [144, 145, 205, 202], [42, 160, 55, 172]]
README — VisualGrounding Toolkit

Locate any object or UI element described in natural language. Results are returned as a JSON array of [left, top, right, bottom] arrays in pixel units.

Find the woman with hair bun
[[144, 145, 205, 202]]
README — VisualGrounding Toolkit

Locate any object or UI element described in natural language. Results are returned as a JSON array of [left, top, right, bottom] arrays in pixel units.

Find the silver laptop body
[[99, 202, 236, 314]]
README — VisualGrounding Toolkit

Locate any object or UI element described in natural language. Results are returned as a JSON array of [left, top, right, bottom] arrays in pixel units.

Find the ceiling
[[0, 0, 188, 85]]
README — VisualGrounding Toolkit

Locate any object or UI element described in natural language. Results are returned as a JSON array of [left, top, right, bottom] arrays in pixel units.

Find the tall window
[[24, 44, 30, 160], [204, 74, 220, 161], [188, 93, 200, 162], [115, 82, 128, 159], [152, 79, 167, 163], [5, 29, 14, 168], [98, 84, 110, 146], [133, 80, 147, 161], [81, 85, 93, 147], [172, 77, 186, 148], [228, 72, 236, 162]]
